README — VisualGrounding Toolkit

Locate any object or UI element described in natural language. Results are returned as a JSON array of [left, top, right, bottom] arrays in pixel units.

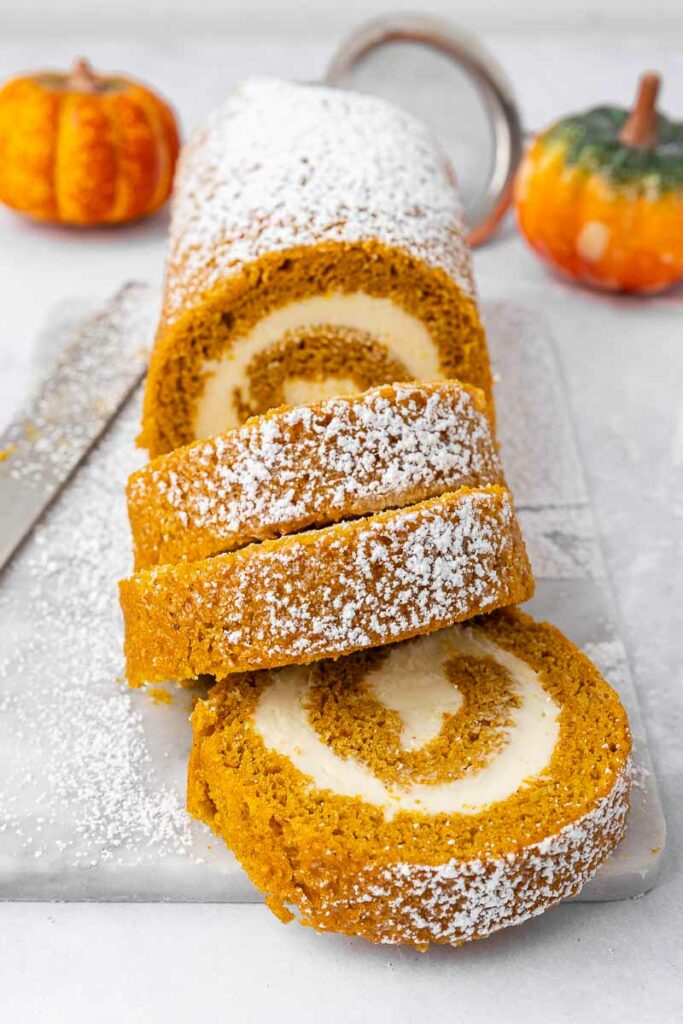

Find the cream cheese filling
[[281, 376, 358, 407], [365, 632, 464, 753], [254, 627, 561, 819], [193, 293, 442, 438]]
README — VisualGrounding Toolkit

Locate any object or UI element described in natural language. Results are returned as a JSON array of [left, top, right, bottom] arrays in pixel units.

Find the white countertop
[[0, 29, 681, 1023]]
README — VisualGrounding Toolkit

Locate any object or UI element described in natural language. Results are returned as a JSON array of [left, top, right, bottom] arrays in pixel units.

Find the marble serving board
[[0, 284, 665, 902]]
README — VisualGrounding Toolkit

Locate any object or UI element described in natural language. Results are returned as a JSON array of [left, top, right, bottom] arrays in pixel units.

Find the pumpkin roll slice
[[128, 381, 503, 569], [140, 77, 492, 456], [120, 486, 532, 686], [188, 608, 632, 949]]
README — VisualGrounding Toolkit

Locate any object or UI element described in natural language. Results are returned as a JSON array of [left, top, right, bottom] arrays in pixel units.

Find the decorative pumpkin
[[0, 58, 180, 226], [515, 73, 683, 293]]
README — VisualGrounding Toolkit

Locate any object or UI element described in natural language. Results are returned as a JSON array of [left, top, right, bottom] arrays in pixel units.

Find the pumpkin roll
[[128, 381, 503, 569], [188, 608, 632, 949], [139, 77, 492, 456], [120, 486, 532, 687]]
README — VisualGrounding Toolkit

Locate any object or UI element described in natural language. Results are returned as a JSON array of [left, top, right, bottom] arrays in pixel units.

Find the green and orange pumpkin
[[515, 73, 683, 293], [0, 58, 180, 226]]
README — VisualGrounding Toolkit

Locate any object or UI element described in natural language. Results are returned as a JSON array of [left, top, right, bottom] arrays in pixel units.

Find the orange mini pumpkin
[[0, 58, 180, 226], [515, 73, 683, 293]]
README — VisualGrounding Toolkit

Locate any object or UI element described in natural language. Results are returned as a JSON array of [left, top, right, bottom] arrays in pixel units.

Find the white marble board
[[0, 284, 665, 902]]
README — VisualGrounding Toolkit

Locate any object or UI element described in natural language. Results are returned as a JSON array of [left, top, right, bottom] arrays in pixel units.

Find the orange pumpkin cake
[[139, 78, 492, 456], [188, 608, 632, 948], [128, 381, 503, 569], [119, 486, 533, 687]]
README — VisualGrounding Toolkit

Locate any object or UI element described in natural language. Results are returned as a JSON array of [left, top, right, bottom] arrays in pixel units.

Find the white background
[[3, 0, 683, 34]]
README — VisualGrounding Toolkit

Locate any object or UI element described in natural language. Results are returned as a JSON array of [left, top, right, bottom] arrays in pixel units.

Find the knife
[[0, 281, 157, 575]]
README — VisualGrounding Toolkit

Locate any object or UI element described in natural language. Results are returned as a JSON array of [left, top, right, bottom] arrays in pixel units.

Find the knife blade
[[0, 281, 157, 575]]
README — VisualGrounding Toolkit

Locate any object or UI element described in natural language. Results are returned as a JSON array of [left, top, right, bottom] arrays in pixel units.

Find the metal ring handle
[[325, 14, 524, 247]]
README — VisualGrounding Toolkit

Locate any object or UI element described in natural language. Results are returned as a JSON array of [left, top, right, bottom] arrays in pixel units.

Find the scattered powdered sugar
[[254, 492, 515, 654], [130, 382, 502, 562], [0, 290, 220, 891], [137, 489, 525, 674], [163, 78, 475, 324], [0, 395, 199, 877], [313, 760, 632, 946]]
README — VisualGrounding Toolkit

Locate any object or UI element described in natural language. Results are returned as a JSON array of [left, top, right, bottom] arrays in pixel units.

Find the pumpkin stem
[[619, 71, 661, 149], [68, 57, 99, 93]]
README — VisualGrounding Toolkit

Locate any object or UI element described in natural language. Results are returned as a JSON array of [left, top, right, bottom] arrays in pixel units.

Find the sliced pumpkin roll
[[139, 78, 492, 456], [188, 608, 632, 948], [128, 381, 502, 569], [119, 486, 532, 686]]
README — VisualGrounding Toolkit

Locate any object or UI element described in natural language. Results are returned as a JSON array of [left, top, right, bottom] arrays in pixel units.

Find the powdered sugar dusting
[[242, 492, 516, 655], [162, 78, 475, 324], [130, 382, 502, 565], [0, 291, 208, 885], [314, 761, 632, 946], [130, 488, 529, 679], [0, 397, 199, 874]]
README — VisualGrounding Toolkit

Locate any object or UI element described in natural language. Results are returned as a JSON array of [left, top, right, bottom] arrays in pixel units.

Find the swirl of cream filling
[[193, 293, 443, 437], [254, 627, 561, 820]]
